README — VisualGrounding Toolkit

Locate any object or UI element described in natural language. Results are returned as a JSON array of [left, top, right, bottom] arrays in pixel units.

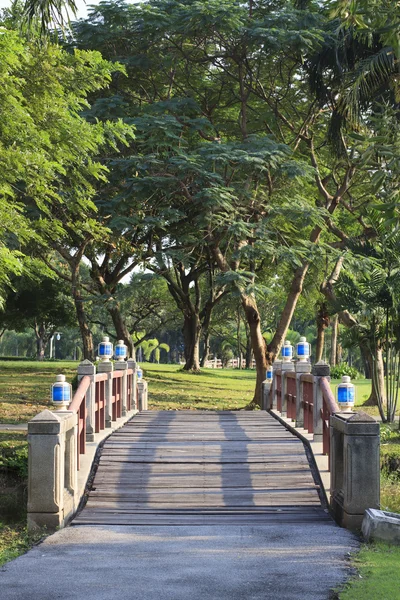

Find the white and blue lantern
[[296, 336, 311, 362], [115, 339, 127, 360], [337, 376, 355, 411], [137, 365, 143, 380], [266, 367, 273, 381], [98, 336, 113, 362], [281, 340, 293, 362], [51, 374, 72, 409]]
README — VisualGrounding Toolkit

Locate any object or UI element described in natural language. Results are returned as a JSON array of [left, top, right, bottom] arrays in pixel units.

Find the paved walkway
[[0, 411, 358, 599]]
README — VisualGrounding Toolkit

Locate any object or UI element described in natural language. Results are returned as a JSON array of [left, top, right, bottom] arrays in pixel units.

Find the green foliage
[[330, 363, 361, 380]]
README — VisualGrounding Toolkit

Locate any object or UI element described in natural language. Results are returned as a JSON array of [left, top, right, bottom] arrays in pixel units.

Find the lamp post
[[337, 376, 355, 412], [98, 336, 113, 362], [49, 332, 61, 359], [51, 374, 71, 410], [114, 340, 127, 361], [296, 336, 311, 362]]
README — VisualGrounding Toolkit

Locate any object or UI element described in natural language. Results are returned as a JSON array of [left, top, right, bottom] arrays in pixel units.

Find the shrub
[[330, 363, 362, 380]]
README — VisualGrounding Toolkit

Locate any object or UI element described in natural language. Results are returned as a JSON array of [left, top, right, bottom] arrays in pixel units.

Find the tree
[[0, 26, 134, 359], [0, 274, 76, 360]]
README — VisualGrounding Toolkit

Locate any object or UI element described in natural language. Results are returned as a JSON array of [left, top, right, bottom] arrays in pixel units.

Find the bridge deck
[[74, 410, 330, 526]]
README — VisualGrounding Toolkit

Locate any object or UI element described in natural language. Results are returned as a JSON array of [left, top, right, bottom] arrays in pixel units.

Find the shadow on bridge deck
[[73, 410, 331, 525]]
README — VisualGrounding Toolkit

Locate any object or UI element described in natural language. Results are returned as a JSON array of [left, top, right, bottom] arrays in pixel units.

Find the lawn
[[338, 544, 400, 600], [144, 363, 256, 410], [0, 361, 77, 423]]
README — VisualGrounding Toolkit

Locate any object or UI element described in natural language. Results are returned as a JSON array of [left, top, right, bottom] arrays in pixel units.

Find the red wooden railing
[[69, 369, 135, 470], [94, 373, 107, 433], [127, 369, 134, 411], [69, 376, 89, 470], [320, 377, 340, 467], [276, 372, 282, 412], [286, 372, 297, 420], [302, 374, 314, 433], [111, 371, 123, 420]]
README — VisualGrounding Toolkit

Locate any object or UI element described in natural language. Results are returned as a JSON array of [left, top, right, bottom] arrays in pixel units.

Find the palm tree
[[21, 0, 79, 34]]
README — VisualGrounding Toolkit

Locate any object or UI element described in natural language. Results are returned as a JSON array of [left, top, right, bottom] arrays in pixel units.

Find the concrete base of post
[[115, 360, 128, 417], [137, 380, 148, 411], [295, 362, 312, 375], [78, 360, 96, 442], [27, 410, 78, 532], [98, 361, 113, 428], [330, 411, 380, 530], [261, 381, 272, 410], [362, 509, 400, 544]]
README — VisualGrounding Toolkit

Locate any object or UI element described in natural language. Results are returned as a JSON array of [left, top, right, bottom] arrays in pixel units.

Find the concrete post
[[137, 380, 148, 411], [98, 360, 114, 428], [127, 359, 137, 410], [330, 411, 380, 530], [115, 360, 128, 416], [311, 361, 331, 443], [280, 361, 295, 417], [77, 359, 96, 442], [295, 361, 311, 428], [27, 409, 78, 532], [261, 381, 272, 410], [271, 360, 281, 410]]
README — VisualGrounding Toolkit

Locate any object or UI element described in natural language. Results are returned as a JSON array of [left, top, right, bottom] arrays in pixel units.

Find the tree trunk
[[35, 333, 46, 361], [315, 303, 329, 362], [73, 291, 95, 361], [330, 315, 338, 366], [108, 303, 135, 359], [365, 347, 386, 412], [360, 344, 371, 379], [241, 295, 267, 407], [267, 263, 310, 362], [245, 326, 252, 369], [182, 312, 201, 372], [34, 322, 48, 361], [200, 330, 210, 367], [315, 329, 324, 362]]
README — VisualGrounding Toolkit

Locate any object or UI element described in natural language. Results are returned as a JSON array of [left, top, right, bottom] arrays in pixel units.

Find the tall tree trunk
[[200, 330, 210, 367], [316, 303, 329, 362], [35, 323, 47, 361], [107, 303, 135, 359], [330, 315, 338, 366], [267, 263, 310, 362], [365, 346, 386, 410], [245, 324, 252, 369], [241, 295, 267, 407], [182, 312, 201, 372], [236, 307, 242, 369], [73, 290, 95, 361]]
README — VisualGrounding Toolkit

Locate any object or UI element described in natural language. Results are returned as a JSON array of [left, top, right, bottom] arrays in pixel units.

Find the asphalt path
[[1, 523, 358, 599]]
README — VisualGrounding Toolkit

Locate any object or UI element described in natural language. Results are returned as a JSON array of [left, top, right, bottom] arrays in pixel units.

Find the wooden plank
[[75, 410, 328, 527]]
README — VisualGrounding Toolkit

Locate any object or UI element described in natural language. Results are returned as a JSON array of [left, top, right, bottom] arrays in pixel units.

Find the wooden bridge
[[26, 360, 380, 533], [74, 410, 330, 526]]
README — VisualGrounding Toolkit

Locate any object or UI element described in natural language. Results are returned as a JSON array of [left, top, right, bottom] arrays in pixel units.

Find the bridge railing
[[27, 359, 146, 532], [263, 360, 380, 529]]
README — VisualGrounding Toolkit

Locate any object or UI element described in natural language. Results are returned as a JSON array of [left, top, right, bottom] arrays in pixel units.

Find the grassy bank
[[0, 361, 77, 423], [338, 544, 400, 600]]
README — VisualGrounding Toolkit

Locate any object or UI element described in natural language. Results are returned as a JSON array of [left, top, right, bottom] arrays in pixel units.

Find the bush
[[0, 357, 35, 362], [330, 363, 362, 380]]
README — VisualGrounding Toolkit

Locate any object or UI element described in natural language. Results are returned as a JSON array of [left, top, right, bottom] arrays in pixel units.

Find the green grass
[[144, 363, 256, 410], [0, 361, 78, 423], [0, 524, 44, 567], [338, 544, 400, 600]]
